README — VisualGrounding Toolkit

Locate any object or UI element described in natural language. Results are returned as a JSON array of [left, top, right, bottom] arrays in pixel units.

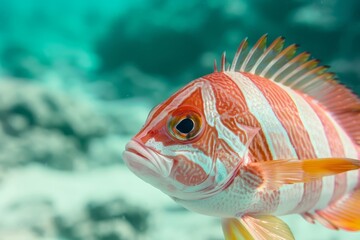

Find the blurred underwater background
[[0, 0, 359, 239]]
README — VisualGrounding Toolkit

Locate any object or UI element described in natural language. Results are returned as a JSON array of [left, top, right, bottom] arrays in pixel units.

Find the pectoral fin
[[222, 215, 294, 240], [248, 158, 360, 189]]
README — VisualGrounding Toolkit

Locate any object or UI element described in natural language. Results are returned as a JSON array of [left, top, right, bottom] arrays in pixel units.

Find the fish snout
[[123, 140, 173, 178]]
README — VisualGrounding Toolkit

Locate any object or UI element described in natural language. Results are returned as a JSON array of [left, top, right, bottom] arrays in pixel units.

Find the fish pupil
[[176, 118, 194, 134]]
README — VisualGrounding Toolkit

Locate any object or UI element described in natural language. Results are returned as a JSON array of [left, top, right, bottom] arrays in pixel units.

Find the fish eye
[[176, 118, 194, 134], [168, 109, 203, 141]]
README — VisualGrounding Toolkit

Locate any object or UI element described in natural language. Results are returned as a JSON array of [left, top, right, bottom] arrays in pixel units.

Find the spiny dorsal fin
[[231, 38, 248, 71], [223, 34, 360, 146], [214, 59, 218, 72], [221, 51, 226, 72]]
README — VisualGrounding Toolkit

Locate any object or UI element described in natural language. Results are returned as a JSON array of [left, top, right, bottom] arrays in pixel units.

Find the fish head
[[123, 75, 259, 200]]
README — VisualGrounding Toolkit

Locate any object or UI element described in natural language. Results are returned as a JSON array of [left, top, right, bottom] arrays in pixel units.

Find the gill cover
[[165, 123, 260, 201]]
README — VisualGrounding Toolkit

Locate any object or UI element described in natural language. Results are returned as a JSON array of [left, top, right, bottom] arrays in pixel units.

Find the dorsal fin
[[224, 34, 360, 146]]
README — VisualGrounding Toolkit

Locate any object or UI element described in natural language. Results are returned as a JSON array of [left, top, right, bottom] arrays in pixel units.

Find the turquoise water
[[0, 1, 359, 239]]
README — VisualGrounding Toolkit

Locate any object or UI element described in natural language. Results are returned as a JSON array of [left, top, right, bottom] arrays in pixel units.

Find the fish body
[[172, 71, 360, 219], [123, 35, 360, 239]]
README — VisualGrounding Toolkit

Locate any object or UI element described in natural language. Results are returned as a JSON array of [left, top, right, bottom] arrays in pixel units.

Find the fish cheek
[[172, 155, 208, 186]]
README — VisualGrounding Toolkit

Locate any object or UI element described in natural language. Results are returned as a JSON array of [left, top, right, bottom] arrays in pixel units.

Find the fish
[[122, 34, 360, 239]]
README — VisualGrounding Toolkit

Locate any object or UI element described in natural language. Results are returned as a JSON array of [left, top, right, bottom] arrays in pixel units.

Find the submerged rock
[[86, 198, 149, 233], [0, 80, 107, 170], [0, 78, 153, 171], [0, 196, 149, 240], [56, 198, 148, 240], [0, 198, 57, 240]]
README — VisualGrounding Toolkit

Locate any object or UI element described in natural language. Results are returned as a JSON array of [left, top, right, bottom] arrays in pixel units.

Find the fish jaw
[[122, 139, 173, 178]]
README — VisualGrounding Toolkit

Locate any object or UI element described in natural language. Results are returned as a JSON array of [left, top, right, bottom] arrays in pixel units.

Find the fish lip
[[123, 139, 173, 178]]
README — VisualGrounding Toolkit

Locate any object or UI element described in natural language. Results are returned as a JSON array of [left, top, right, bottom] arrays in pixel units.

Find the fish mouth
[[122, 140, 173, 178]]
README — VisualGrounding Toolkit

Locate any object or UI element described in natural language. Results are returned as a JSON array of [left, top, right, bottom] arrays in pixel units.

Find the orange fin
[[301, 212, 339, 230], [301, 212, 316, 224], [222, 215, 294, 240], [316, 189, 360, 231], [248, 158, 360, 189]]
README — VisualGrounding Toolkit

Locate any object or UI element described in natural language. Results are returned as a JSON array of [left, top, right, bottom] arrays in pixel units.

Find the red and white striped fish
[[122, 35, 360, 239]]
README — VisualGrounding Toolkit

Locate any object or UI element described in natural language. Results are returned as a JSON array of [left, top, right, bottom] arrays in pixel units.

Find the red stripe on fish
[[242, 72, 325, 214], [203, 73, 273, 163], [304, 96, 347, 204], [242, 72, 317, 159], [199, 72, 282, 213]]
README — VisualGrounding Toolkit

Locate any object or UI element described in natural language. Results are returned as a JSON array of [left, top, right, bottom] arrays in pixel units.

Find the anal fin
[[316, 189, 360, 231], [301, 212, 338, 230], [222, 215, 294, 240]]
